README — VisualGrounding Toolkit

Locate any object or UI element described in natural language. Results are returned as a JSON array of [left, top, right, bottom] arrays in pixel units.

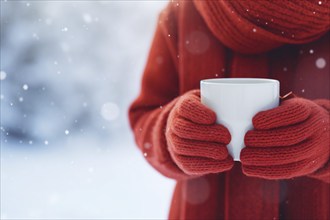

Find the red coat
[[129, 1, 329, 219]]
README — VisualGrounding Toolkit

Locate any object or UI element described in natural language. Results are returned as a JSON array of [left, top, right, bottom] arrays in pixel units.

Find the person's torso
[[168, 2, 329, 219]]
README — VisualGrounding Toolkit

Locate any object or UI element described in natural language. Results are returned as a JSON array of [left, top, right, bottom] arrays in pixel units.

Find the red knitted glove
[[241, 98, 330, 180], [166, 90, 234, 176]]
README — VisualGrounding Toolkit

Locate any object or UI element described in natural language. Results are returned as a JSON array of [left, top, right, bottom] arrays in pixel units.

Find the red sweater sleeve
[[129, 5, 189, 180], [308, 99, 330, 183]]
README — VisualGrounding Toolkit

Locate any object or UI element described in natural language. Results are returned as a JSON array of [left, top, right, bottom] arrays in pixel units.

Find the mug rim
[[201, 78, 279, 85]]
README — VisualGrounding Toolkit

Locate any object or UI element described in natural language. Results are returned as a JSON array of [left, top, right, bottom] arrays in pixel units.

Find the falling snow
[[156, 56, 163, 64], [22, 84, 29, 90], [45, 18, 52, 25], [65, 130, 70, 135], [309, 49, 314, 54], [185, 31, 210, 54], [0, 71, 7, 80], [316, 58, 326, 69], [144, 142, 152, 149], [183, 177, 210, 205], [252, 28, 257, 33], [32, 33, 39, 40], [83, 13, 92, 23], [100, 102, 120, 121]]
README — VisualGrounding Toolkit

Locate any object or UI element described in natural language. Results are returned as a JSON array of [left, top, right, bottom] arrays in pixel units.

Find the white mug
[[200, 78, 279, 161]]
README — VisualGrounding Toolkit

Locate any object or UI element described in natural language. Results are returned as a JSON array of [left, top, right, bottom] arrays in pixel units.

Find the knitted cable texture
[[193, 0, 330, 54], [166, 90, 234, 176], [241, 98, 330, 180]]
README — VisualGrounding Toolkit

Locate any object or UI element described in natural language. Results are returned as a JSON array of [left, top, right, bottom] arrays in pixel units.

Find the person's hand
[[241, 97, 330, 180], [166, 90, 234, 176]]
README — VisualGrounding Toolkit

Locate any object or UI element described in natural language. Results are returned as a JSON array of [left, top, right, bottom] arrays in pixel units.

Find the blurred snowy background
[[0, 1, 175, 219]]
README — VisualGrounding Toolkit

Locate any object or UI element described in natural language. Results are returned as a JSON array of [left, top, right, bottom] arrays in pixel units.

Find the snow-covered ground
[[1, 1, 176, 219], [1, 137, 175, 219]]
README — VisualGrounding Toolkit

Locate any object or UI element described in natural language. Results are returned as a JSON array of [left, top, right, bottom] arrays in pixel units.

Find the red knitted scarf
[[193, 0, 330, 54]]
